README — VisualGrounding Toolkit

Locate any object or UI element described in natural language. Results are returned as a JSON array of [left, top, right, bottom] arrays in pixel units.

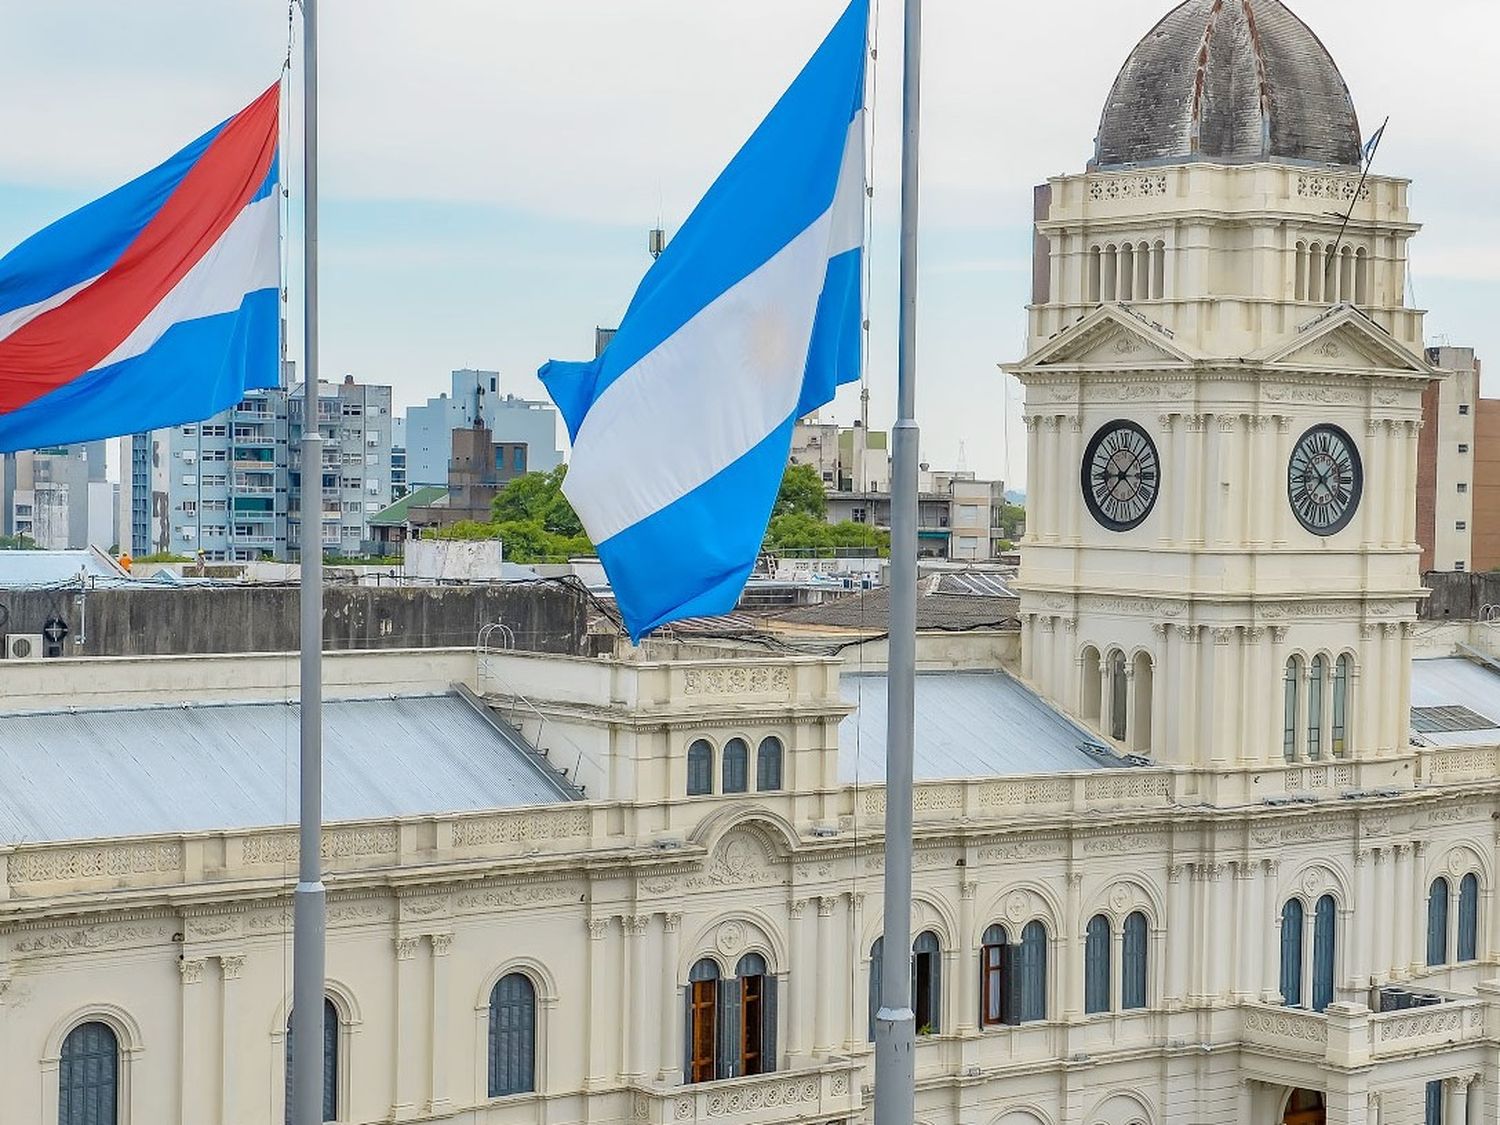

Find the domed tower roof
[[1094, 0, 1362, 169]]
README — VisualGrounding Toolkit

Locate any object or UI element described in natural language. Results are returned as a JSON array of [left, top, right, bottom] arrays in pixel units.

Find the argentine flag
[[541, 0, 868, 642]]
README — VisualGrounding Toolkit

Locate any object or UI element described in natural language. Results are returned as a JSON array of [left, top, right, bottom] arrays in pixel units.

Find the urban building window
[[980, 925, 1009, 1028], [1457, 562, 1467, 572], [1283, 657, 1300, 760], [1429, 877, 1451, 966], [1459, 443, 1470, 454], [284, 997, 338, 1123], [1460, 404, 1470, 415], [488, 973, 536, 1097], [59, 1021, 118, 1125], [684, 953, 775, 1083], [1109, 650, 1127, 742], [1457, 521, 1467, 531], [869, 933, 942, 1040], [1122, 911, 1149, 1010], [1332, 655, 1351, 756], [1458, 483, 1469, 494], [515, 448, 527, 473], [687, 740, 713, 796], [1459, 873, 1479, 962], [1312, 894, 1335, 1012], [1427, 1080, 1443, 1124], [1307, 655, 1326, 760], [756, 737, 783, 791], [735, 952, 776, 1075], [721, 738, 749, 794], [202, 425, 226, 437], [1084, 914, 1111, 1014], [977, 920, 1048, 1027], [686, 959, 719, 1084], [1280, 899, 1304, 1006]]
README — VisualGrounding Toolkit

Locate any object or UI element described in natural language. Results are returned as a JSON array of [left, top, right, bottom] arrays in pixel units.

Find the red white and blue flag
[[0, 84, 282, 452]]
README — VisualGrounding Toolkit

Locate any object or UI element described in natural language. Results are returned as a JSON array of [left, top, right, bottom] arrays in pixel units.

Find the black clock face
[[1081, 420, 1161, 532], [1288, 423, 1362, 536]]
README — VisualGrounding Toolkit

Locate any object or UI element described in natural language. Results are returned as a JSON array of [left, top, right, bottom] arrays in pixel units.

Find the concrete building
[[392, 416, 409, 499], [405, 369, 562, 487], [1, 443, 113, 550], [791, 393, 889, 494], [1417, 347, 1480, 573], [825, 473, 1008, 561], [126, 376, 392, 561], [1477, 392, 1500, 573]]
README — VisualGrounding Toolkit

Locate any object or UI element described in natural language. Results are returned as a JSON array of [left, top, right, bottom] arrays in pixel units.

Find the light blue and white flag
[[541, 0, 868, 642]]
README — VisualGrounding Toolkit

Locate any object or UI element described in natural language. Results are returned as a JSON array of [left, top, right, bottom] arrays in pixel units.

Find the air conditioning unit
[[5, 634, 45, 661]]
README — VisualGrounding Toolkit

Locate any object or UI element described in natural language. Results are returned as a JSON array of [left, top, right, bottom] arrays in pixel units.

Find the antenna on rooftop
[[649, 226, 667, 260], [956, 440, 969, 474]]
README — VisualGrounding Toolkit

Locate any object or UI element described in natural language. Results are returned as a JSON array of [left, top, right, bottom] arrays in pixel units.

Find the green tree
[[492, 464, 584, 537], [774, 464, 828, 519], [0, 533, 37, 550], [763, 512, 888, 554]]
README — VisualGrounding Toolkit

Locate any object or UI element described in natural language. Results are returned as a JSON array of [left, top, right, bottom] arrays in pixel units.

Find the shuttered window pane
[[868, 939, 883, 1042], [1426, 1079, 1444, 1124], [1459, 874, 1479, 962], [1122, 912, 1149, 1010], [756, 738, 783, 791], [488, 974, 537, 1097], [913, 931, 941, 1035], [1283, 660, 1298, 760], [59, 1022, 118, 1125], [1307, 656, 1325, 760], [1019, 921, 1048, 1023], [687, 741, 713, 796], [1084, 915, 1111, 1014], [722, 739, 749, 794], [1280, 900, 1304, 1007], [1428, 878, 1450, 966], [284, 999, 338, 1123], [1312, 895, 1336, 1013]]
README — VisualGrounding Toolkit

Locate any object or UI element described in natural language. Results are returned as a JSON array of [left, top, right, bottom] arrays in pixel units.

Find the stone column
[[658, 913, 683, 1082], [624, 914, 652, 1079], [1445, 1075, 1471, 1125], [1247, 416, 1269, 545], [1151, 623, 1170, 759], [1231, 862, 1253, 998], [219, 955, 245, 1125], [1159, 413, 1182, 546], [1021, 615, 1036, 681], [1262, 861, 1282, 1003], [1355, 850, 1374, 989], [1371, 849, 1391, 982], [1398, 622, 1416, 751], [1167, 864, 1190, 1007], [844, 893, 865, 1052], [178, 957, 211, 1125], [1022, 417, 1041, 542], [1360, 623, 1383, 756], [1123, 665, 1139, 752], [958, 881, 978, 1034], [1409, 842, 1428, 978], [1272, 416, 1292, 546], [1186, 415, 1207, 545], [1211, 629, 1234, 765], [1392, 846, 1413, 980], [1064, 871, 1084, 1019], [1046, 416, 1063, 542], [1381, 624, 1401, 752], [428, 934, 452, 1115], [1206, 864, 1231, 999], [814, 896, 836, 1054], [1065, 416, 1083, 542], [585, 918, 611, 1089], [394, 935, 423, 1118]]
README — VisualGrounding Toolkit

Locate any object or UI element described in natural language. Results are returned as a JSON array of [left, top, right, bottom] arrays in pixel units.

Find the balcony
[[629, 1061, 862, 1125], [1239, 992, 1488, 1070]]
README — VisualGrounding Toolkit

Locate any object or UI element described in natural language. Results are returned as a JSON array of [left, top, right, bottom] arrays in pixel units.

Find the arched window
[[687, 740, 713, 796], [1122, 911, 1149, 1010], [1307, 655, 1326, 760], [1131, 652, 1153, 752], [686, 959, 720, 1084], [1459, 873, 1480, 962], [1081, 646, 1102, 723], [868, 938, 883, 1042], [1118, 243, 1135, 301], [1283, 657, 1301, 761], [1134, 242, 1151, 300], [1280, 899, 1305, 1007], [980, 924, 1009, 1027], [1102, 246, 1118, 302], [1428, 877, 1450, 967], [722, 738, 749, 794], [1340, 246, 1356, 304], [1332, 655, 1350, 756], [1295, 240, 1309, 301], [1084, 914, 1111, 1014], [285, 997, 338, 1123], [60, 1021, 118, 1125], [756, 737, 783, 792], [735, 952, 776, 1076], [1355, 247, 1370, 305], [1109, 650, 1128, 743], [1151, 240, 1166, 299], [912, 930, 942, 1035], [488, 974, 536, 1098], [1312, 895, 1336, 1012], [1309, 243, 1325, 303], [1018, 921, 1048, 1023], [1087, 247, 1102, 303]]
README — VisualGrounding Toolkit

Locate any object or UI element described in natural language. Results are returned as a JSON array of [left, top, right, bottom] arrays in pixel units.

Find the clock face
[[1081, 420, 1161, 532], [1288, 423, 1362, 536]]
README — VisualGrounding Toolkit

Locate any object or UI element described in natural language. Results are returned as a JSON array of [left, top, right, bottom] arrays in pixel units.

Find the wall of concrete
[[0, 580, 589, 657], [1420, 571, 1500, 621]]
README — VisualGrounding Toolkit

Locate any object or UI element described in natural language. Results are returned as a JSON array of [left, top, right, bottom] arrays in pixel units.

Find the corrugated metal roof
[[1410, 658, 1500, 748], [839, 671, 1121, 783], [0, 694, 566, 845]]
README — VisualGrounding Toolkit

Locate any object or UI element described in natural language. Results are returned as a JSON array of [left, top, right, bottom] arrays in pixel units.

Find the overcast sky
[[2, 1, 1496, 487]]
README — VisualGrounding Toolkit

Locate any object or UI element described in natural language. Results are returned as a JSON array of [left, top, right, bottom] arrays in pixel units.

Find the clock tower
[[1006, 0, 1433, 802]]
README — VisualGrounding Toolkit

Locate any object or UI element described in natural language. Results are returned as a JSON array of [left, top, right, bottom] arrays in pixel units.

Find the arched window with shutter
[[488, 974, 536, 1098], [1280, 899, 1304, 1007], [1283, 657, 1301, 761], [1122, 911, 1149, 1010], [1018, 920, 1048, 1023], [1428, 877, 1451, 967], [686, 959, 720, 1083], [756, 737, 783, 791], [1332, 655, 1350, 756], [1307, 655, 1326, 760], [60, 1021, 119, 1125], [1459, 873, 1479, 962], [687, 740, 713, 796], [1151, 240, 1166, 299], [1312, 895, 1336, 1012], [735, 952, 776, 1076], [1084, 914, 1111, 1015], [1109, 650, 1128, 743], [285, 997, 339, 1123], [913, 931, 942, 1035], [1087, 247, 1102, 303], [722, 738, 749, 794], [980, 924, 1009, 1028]]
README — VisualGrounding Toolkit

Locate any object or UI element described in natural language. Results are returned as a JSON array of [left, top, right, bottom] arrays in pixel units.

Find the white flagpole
[[290, 0, 326, 1119], [874, 0, 921, 1121]]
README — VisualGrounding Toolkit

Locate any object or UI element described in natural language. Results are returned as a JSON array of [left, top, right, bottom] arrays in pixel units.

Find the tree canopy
[[433, 466, 594, 563]]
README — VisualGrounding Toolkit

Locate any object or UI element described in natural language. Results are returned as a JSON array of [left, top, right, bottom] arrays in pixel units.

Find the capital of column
[[586, 918, 611, 941], [430, 933, 454, 957], [395, 936, 421, 961], [790, 898, 809, 918], [220, 954, 246, 980], [1212, 627, 1235, 646], [849, 892, 867, 912], [1185, 414, 1209, 434], [664, 912, 683, 933], [179, 956, 207, 984], [1151, 621, 1170, 639], [1269, 625, 1289, 643], [1157, 413, 1177, 433], [1066, 871, 1085, 888], [960, 880, 978, 900], [623, 914, 652, 937], [817, 896, 837, 918]]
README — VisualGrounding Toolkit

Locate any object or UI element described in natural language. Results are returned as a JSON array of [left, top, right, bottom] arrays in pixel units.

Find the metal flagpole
[[874, 0, 921, 1121], [290, 0, 326, 1119]]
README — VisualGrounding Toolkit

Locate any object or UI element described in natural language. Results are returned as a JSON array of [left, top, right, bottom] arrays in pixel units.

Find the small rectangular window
[[1457, 521, 1467, 531], [1458, 483, 1469, 494], [1460, 404, 1471, 415], [1456, 562, 1467, 572], [1459, 443, 1470, 454]]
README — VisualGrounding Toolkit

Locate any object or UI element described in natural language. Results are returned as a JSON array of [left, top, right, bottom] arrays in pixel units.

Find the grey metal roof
[[0, 548, 127, 588], [775, 579, 1019, 634], [839, 671, 1121, 783], [1095, 0, 1362, 169], [0, 694, 567, 845], [1410, 658, 1500, 748]]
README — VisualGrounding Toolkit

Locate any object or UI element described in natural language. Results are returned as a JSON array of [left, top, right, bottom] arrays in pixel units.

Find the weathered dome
[[1094, 0, 1362, 169]]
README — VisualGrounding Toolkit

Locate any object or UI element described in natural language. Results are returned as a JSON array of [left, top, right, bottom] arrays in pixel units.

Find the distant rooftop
[[368, 485, 448, 527], [0, 693, 569, 845], [775, 573, 1019, 633], [1410, 657, 1500, 748], [839, 670, 1122, 783], [0, 547, 127, 589]]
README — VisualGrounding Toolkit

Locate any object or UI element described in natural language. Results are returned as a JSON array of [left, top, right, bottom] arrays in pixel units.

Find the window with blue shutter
[[756, 737, 783, 791], [1307, 655, 1326, 759], [488, 974, 537, 1097], [1283, 658, 1300, 760], [913, 931, 941, 1035], [687, 959, 719, 1084], [1018, 920, 1048, 1023], [1459, 873, 1479, 962], [1312, 895, 1336, 1013], [722, 739, 749, 794], [1122, 911, 1148, 1010], [284, 998, 338, 1123], [1426, 1079, 1443, 1124], [980, 924, 1008, 1027], [1280, 899, 1304, 1007], [867, 938, 883, 1042], [1084, 915, 1111, 1014], [1428, 877, 1450, 967], [687, 740, 713, 796], [1332, 655, 1350, 755], [735, 953, 772, 1075], [59, 1021, 118, 1125], [715, 975, 741, 1080]]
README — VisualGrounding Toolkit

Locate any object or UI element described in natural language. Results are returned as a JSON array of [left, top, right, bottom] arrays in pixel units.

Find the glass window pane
[[1280, 899, 1304, 1007], [722, 739, 748, 794], [687, 740, 713, 796], [1459, 874, 1479, 962], [1332, 656, 1349, 755], [756, 737, 783, 791], [1084, 915, 1111, 1014], [1122, 912, 1149, 1010], [60, 1022, 119, 1125], [1428, 878, 1450, 967], [1312, 895, 1336, 1012], [1283, 660, 1299, 760], [1308, 656, 1325, 760], [1019, 920, 1048, 1023], [489, 974, 537, 1097]]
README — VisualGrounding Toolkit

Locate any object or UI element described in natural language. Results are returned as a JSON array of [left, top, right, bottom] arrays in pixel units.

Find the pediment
[[1012, 306, 1197, 372], [1260, 306, 1433, 375]]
